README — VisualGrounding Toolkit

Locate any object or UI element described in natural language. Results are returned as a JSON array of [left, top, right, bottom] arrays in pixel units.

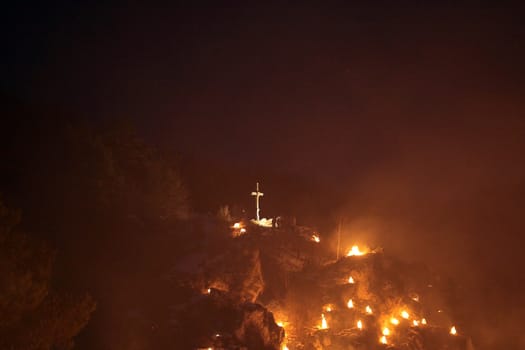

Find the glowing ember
[[380, 335, 388, 345], [348, 276, 355, 284], [232, 222, 247, 237], [324, 305, 333, 312], [347, 299, 354, 308], [282, 345, 289, 350], [206, 288, 211, 294], [401, 310, 409, 319], [357, 320, 363, 330], [382, 327, 390, 336], [276, 321, 284, 327], [365, 305, 372, 314], [421, 318, 427, 325], [320, 313, 328, 329], [253, 217, 273, 227], [311, 234, 321, 243], [347, 245, 366, 256], [390, 317, 400, 325], [450, 326, 457, 335], [412, 320, 420, 326]]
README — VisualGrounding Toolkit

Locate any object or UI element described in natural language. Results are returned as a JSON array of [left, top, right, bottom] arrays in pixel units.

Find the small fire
[[421, 318, 427, 325], [276, 321, 284, 327], [390, 317, 400, 325], [324, 304, 333, 312], [206, 288, 211, 294], [357, 319, 363, 330], [320, 313, 328, 329], [281, 345, 289, 350], [450, 326, 457, 335], [347, 299, 354, 308], [380, 335, 388, 345], [382, 327, 390, 336], [401, 310, 409, 319], [253, 217, 274, 227], [311, 234, 321, 243], [231, 222, 247, 237], [365, 305, 372, 314], [412, 320, 420, 327], [347, 245, 367, 256], [348, 276, 355, 284]]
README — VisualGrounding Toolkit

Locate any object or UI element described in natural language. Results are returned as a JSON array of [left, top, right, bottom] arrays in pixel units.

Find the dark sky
[[4, 0, 525, 250], [5, 3, 524, 176], [5, 1, 524, 217], [3, 3, 525, 347]]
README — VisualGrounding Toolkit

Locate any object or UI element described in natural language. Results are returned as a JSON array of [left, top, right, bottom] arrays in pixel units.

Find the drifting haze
[[4, 2, 525, 349]]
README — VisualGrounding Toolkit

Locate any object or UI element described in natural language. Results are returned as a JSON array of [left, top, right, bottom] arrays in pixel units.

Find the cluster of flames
[[277, 245, 458, 349], [231, 222, 247, 237], [225, 222, 460, 349]]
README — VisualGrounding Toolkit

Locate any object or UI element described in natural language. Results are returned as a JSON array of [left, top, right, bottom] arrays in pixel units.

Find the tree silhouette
[[0, 200, 96, 350]]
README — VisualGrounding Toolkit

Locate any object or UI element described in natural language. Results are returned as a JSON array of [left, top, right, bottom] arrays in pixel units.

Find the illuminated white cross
[[251, 182, 264, 221]]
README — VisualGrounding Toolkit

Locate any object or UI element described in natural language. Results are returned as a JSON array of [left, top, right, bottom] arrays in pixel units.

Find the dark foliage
[[0, 200, 96, 350]]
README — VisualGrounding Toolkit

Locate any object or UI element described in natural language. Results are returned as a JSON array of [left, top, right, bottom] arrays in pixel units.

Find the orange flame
[[347, 299, 354, 308], [450, 326, 457, 335], [421, 318, 427, 325], [380, 335, 388, 344], [390, 317, 399, 325], [311, 234, 320, 243], [365, 305, 372, 314], [401, 310, 409, 319], [320, 313, 328, 329], [348, 276, 355, 284], [382, 327, 390, 336], [347, 245, 367, 256], [357, 319, 363, 330]]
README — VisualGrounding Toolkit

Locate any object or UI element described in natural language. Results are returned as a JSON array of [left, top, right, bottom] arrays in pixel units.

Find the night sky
[[3, 2, 525, 348], [4, 3, 524, 181]]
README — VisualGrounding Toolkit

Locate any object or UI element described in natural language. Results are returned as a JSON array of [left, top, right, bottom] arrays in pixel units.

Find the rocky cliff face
[[165, 221, 473, 350]]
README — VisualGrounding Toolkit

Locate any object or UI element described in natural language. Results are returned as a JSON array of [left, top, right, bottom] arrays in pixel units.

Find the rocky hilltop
[[163, 219, 473, 350]]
